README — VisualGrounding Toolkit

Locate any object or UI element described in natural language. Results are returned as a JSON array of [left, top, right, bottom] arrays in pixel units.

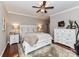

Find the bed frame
[[20, 25, 52, 55]]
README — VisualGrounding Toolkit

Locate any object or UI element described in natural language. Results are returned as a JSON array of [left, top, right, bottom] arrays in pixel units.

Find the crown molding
[[8, 11, 49, 20], [50, 5, 79, 17], [8, 11, 39, 18]]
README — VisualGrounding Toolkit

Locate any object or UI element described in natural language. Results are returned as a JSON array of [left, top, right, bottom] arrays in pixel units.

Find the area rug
[[18, 44, 77, 57]]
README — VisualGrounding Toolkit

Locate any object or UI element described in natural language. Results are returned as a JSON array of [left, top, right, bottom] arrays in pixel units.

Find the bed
[[20, 25, 52, 55]]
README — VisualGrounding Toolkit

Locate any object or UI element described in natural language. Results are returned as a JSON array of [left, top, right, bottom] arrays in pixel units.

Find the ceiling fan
[[32, 1, 54, 13]]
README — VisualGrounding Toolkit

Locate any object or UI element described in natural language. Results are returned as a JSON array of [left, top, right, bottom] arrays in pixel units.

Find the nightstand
[[9, 33, 19, 45]]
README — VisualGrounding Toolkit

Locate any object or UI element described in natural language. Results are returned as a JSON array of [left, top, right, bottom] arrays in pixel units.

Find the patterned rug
[[18, 44, 77, 57]]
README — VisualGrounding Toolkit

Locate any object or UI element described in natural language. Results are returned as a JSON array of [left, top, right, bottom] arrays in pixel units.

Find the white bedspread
[[22, 33, 52, 46], [23, 34, 38, 46]]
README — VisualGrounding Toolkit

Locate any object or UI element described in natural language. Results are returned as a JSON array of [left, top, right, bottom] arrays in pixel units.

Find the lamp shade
[[38, 24, 43, 32], [12, 23, 19, 33]]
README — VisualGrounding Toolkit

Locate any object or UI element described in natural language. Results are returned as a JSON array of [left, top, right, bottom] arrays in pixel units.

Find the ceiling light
[[41, 9, 45, 13]]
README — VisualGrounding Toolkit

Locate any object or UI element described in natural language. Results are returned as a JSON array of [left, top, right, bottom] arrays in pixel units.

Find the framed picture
[[58, 21, 65, 27], [2, 17, 6, 31]]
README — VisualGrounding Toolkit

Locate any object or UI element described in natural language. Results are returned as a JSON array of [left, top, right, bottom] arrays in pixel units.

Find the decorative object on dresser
[[54, 29, 76, 49], [66, 20, 76, 29], [9, 32, 19, 45], [58, 21, 65, 27]]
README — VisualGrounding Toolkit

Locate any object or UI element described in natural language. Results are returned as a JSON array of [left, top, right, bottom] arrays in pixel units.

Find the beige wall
[[0, 2, 7, 56], [7, 13, 49, 33], [50, 6, 79, 36]]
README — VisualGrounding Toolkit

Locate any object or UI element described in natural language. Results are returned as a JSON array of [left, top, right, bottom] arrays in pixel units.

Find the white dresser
[[9, 33, 19, 45], [54, 29, 76, 49]]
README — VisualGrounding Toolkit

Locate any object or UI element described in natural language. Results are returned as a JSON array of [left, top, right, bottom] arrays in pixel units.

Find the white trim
[[0, 43, 8, 57], [8, 11, 38, 18], [8, 5, 79, 18], [8, 11, 47, 20], [51, 5, 79, 16]]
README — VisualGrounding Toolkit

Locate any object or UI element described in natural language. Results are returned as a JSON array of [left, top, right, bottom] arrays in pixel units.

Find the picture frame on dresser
[[58, 21, 65, 27]]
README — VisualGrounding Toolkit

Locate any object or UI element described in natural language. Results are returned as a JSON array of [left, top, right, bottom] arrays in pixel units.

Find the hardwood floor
[[2, 42, 76, 57], [2, 43, 19, 57]]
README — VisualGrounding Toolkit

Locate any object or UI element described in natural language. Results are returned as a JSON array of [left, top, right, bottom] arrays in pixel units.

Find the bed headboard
[[20, 25, 37, 33]]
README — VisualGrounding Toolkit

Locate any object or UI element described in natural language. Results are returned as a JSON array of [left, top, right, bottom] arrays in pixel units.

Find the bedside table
[[9, 33, 19, 45]]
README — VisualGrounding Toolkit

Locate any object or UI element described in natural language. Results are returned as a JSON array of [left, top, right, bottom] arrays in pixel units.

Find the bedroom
[[0, 0, 79, 57]]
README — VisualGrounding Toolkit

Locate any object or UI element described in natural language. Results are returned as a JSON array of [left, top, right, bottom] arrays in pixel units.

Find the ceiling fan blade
[[42, 1, 46, 6], [36, 9, 41, 13], [45, 6, 54, 9], [32, 6, 41, 8]]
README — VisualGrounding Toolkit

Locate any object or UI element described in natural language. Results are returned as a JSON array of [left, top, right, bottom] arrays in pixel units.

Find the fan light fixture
[[41, 8, 45, 12], [32, 1, 54, 13]]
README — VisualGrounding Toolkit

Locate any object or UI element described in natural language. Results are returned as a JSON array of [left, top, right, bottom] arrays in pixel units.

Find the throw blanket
[[23, 34, 38, 46]]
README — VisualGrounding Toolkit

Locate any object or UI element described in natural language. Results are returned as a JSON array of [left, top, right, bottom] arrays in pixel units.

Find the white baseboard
[[0, 43, 8, 57]]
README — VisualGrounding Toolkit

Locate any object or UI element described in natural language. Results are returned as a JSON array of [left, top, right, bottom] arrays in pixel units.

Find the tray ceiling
[[3, 1, 79, 18]]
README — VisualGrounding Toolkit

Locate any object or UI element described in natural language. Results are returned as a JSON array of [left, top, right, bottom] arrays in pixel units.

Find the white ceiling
[[3, 1, 79, 18]]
